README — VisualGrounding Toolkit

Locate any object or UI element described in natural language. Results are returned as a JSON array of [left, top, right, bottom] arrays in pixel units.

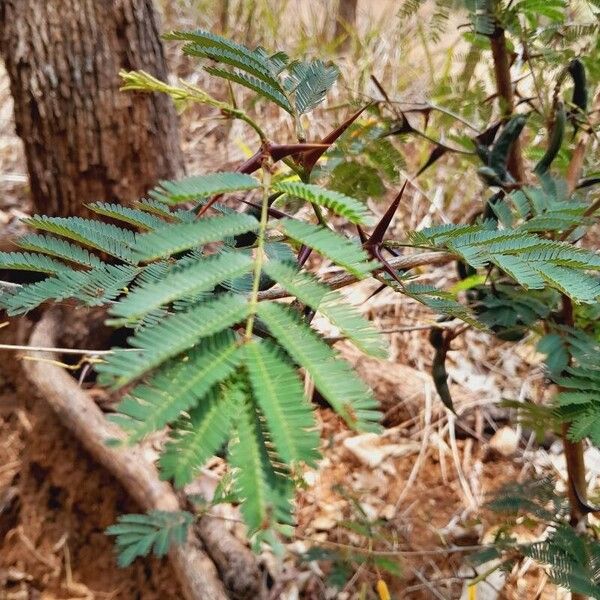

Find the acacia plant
[[1, 2, 600, 596]]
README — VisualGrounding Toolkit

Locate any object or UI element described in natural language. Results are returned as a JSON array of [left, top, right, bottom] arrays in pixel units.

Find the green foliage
[[163, 29, 338, 118], [524, 526, 600, 599], [280, 219, 376, 278], [244, 340, 320, 466], [130, 213, 258, 262], [411, 222, 600, 303], [106, 511, 194, 567], [2, 264, 141, 316], [23, 216, 137, 263], [2, 174, 381, 544], [483, 478, 600, 598], [159, 386, 236, 488], [3, 17, 600, 592], [273, 181, 371, 224], [262, 260, 386, 357], [149, 172, 260, 204], [486, 477, 567, 521], [16, 234, 104, 268], [257, 302, 381, 432], [0, 251, 71, 275]]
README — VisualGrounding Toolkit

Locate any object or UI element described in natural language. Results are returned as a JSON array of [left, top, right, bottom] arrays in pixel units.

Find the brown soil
[[0, 327, 180, 599]]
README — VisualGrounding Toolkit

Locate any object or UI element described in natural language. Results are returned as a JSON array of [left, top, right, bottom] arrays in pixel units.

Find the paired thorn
[[199, 105, 372, 219], [300, 104, 371, 171], [361, 181, 408, 285], [197, 141, 331, 217]]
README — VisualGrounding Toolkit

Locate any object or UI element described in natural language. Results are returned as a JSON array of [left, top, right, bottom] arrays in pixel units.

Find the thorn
[[301, 104, 371, 171], [356, 225, 368, 244], [366, 181, 407, 247], [416, 145, 448, 176], [371, 245, 404, 285], [297, 245, 312, 267], [269, 142, 330, 162]]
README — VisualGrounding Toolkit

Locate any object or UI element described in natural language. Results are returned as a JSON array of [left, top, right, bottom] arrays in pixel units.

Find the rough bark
[[0, 0, 183, 218]]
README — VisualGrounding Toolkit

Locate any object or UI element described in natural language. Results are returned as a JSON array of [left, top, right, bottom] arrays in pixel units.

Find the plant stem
[[245, 159, 272, 341], [562, 422, 588, 527], [559, 297, 590, 600], [489, 15, 526, 183], [231, 109, 268, 143]]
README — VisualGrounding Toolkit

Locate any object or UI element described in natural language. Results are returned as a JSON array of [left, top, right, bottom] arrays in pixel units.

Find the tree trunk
[[0, 0, 183, 218], [334, 0, 358, 51]]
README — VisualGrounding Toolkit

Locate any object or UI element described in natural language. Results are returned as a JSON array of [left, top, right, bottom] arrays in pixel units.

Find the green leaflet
[[413, 222, 600, 303], [97, 294, 248, 388], [110, 331, 242, 442], [229, 389, 294, 536], [557, 364, 600, 445], [257, 301, 381, 432], [280, 219, 376, 278], [2, 264, 140, 316], [532, 263, 600, 304], [87, 203, 168, 230], [160, 386, 237, 488], [136, 199, 192, 222], [244, 340, 320, 466], [0, 251, 71, 275], [150, 172, 260, 204], [524, 526, 600, 599], [205, 66, 293, 113], [17, 234, 104, 268], [165, 29, 282, 79], [286, 59, 339, 114], [404, 283, 483, 329], [183, 45, 283, 89], [109, 251, 253, 321], [273, 181, 369, 224], [491, 254, 546, 289], [263, 260, 387, 357], [131, 212, 258, 261], [106, 511, 194, 567], [23, 215, 137, 263]]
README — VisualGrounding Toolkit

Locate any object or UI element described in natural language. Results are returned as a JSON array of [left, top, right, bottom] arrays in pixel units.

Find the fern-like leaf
[[183, 44, 284, 89], [149, 172, 259, 204], [0, 251, 70, 275], [263, 260, 387, 357], [106, 511, 193, 567], [160, 386, 236, 488], [135, 199, 192, 222], [229, 390, 294, 537], [165, 29, 279, 78], [245, 340, 320, 466], [111, 331, 242, 441], [286, 60, 339, 114], [273, 181, 369, 224], [281, 219, 376, 278], [205, 66, 293, 113], [131, 212, 258, 262], [87, 203, 168, 230], [2, 264, 140, 315], [23, 216, 137, 263], [109, 251, 252, 321], [257, 302, 381, 432], [17, 234, 103, 268], [524, 525, 600, 599], [97, 294, 248, 388]]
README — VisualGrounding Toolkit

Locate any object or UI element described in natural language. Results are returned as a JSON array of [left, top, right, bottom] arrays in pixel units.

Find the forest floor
[[0, 2, 586, 599]]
